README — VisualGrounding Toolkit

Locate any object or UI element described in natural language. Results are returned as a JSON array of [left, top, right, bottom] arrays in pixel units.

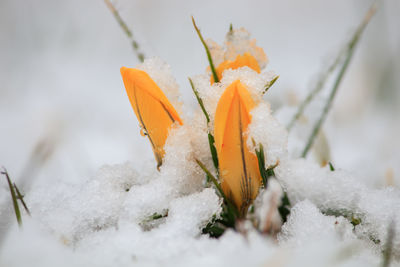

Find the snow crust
[[2, 158, 400, 266]]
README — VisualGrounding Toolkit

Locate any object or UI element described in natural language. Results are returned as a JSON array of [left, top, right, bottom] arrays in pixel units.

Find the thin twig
[[1, 168, 22, 227], [382, 221, 395, 267], [301, 1, 380, 157], [192, 16, 219, 83], [287, 0, 380, 132], [105, 0, 145, 62]]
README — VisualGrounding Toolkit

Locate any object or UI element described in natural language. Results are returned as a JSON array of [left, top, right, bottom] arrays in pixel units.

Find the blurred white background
[[0, 0, 399, 187]]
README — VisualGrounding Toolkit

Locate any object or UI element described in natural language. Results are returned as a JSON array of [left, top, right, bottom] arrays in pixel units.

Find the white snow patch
[[247, 101, 288, 167], [276, 158, 400, 257]]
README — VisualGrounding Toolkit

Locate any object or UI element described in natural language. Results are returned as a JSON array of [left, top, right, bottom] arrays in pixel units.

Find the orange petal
[[211, 52, 261, 84], [120, 67, 183, 169], [214, 80, 262, 215]]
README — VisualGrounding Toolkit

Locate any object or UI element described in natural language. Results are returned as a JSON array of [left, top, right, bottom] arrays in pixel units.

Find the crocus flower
[[214, 80, 262, 215], [211, 52, 261, 84], [120, 67, 183, 169]]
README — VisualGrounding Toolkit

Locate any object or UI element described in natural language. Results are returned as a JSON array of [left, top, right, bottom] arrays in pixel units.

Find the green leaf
[[208, 133, 219, 171], [192, 16, 219, 83], [255, 143, 268, 187], [278, 192, 291, 223], [254, 143, 279, 188], [14, 183, 31, 216], [263, 75, 279, 94], [195, 158, 238, 218], [1, 168, 22, 227], [329, 162, 335, 171], [189, 78, 210, 123]]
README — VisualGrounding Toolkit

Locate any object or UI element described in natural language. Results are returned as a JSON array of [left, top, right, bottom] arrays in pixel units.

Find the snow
[[279, 200, 356, 246], [1, 1, 400, 266], [252, 178, 284, 234], [247, 102, 288, 167]]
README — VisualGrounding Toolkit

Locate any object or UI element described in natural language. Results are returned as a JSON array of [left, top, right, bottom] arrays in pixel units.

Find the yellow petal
[[214, 80, 262, 215], [211, 52, 261, 84], [120, 67, 183, 169]]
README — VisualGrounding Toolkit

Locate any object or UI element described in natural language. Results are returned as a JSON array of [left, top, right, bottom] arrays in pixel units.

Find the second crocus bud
[[120, 67, 183, 169], [211, 52, 261, 84]]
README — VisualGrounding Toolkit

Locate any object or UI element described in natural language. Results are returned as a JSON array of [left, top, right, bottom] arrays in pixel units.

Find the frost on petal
[[206, 27, 269, 82], [205, 39, 225, 68], [224, 28, 268, 69], [191, 68, 277, 142], [219, 68, 276, 102]]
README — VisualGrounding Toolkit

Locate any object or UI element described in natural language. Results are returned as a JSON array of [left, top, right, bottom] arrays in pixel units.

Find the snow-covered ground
[[0, 0, 399, 266]]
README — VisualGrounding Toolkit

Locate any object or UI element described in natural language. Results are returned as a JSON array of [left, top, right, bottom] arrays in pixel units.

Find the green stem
[[192, 16, 219, 83], [301, 50, 352, 157]]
